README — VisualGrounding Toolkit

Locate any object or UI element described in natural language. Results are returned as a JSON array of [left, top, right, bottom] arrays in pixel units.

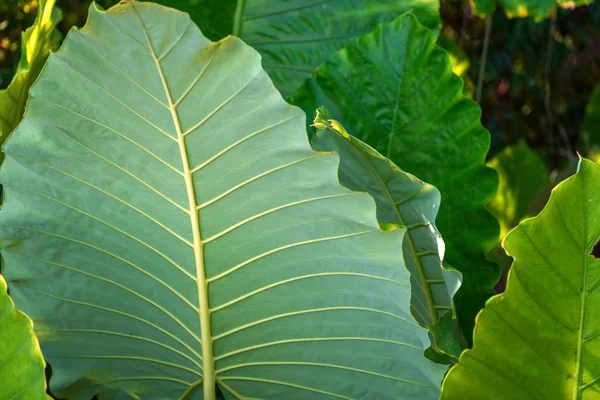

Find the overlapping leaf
[[0, 275, 49, 400], [487, 139, 550, 239], [155, 0, 441, 96], [0, 2, 446, 399], [442, 158, 600, 399], [290, 12, 499, 339], [311, 107, 464, 359], [0, 0, 62, 155]]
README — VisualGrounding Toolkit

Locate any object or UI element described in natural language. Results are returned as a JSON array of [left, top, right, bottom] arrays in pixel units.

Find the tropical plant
[[153, 0, 442, 96], [288, 13, 499, 339], [0, 1, 599, 400], [0, 275, 49, 400], [0, 2, 447, 399]]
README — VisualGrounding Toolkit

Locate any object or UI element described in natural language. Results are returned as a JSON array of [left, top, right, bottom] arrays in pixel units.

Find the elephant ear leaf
[[289, 12, 499, 339], [312, 107, 465, 360], [0, 0, 62, 149], [0, 275, 49, 400], [441, 158, 600, 400], [0, 2, 446, 399]]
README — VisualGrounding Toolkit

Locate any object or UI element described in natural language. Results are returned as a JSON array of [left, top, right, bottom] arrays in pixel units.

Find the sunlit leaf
[[312, 107, 465, 360], [0, 0, 62, 156], [441, 158, 600, 399], [0, 275, 49, 400], [487, 139, 550, 239]]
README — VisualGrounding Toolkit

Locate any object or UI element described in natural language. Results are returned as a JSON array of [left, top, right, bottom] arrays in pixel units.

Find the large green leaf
[[0, 0, 62, 149], [0, 275, 49, 400], [311, 107, 464, 359], [289, 12, 499, 340], [441, 158, 600, 399], [487, 139, 550, 239], [154, 0, 441, 96], [470, 0, 594, 20], [0, 2, 447, 399]]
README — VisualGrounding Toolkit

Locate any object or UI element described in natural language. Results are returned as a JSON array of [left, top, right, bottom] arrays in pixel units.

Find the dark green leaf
[[0, 0, 62, 153], [312, 107, 464, 360], [153, 0, 441, 96], [289, 12, 500, 340]]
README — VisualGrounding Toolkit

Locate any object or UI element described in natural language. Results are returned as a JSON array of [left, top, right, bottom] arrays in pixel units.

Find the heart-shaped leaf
[[0, 2, 446, 399]]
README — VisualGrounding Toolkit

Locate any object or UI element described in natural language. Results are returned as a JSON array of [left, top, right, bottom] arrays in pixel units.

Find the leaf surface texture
[[289, 13, 499, 338], [0, 3, 446, 399]]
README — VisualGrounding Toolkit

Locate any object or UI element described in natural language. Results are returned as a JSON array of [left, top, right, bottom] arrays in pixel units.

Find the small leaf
[[441, 158, 600, 400], [0, 275, 49, 400], [468, 0, 497, 18], [0, 0, 62, 152], [487, 139, 550, 240], [311, 107, 464, 360]]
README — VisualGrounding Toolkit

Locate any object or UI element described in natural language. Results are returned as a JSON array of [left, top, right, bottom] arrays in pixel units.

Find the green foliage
[[470, 0, 594, 20], [311, 107, 465, 360], [152, 0, 441, 96], [289, 12, 500, 339], [487, 139, 551, 239], [582, 85, 600, 153], [0, 275, 49, 400], [0, 0, 61, 151], [442, 158, 600, 399], [0, 2, 447, 399], [469, 0, 497, 17]]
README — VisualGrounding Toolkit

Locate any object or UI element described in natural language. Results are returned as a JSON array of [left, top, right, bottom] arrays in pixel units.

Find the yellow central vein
[[131, 5, 214, 399]]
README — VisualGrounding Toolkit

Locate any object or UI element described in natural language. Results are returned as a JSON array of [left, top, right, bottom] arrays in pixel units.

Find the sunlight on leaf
[[442, 158, 600, 399], [0, 0, 61, 157]]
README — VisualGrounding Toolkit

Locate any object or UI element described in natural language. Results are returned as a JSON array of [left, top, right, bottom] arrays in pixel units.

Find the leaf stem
[[233, 0, 246, 37], [476, 14, 492, 105]]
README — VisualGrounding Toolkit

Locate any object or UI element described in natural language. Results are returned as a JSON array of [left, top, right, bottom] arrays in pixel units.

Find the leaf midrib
[[574, 171, 589, 400], [130, 4, 212, 399]]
